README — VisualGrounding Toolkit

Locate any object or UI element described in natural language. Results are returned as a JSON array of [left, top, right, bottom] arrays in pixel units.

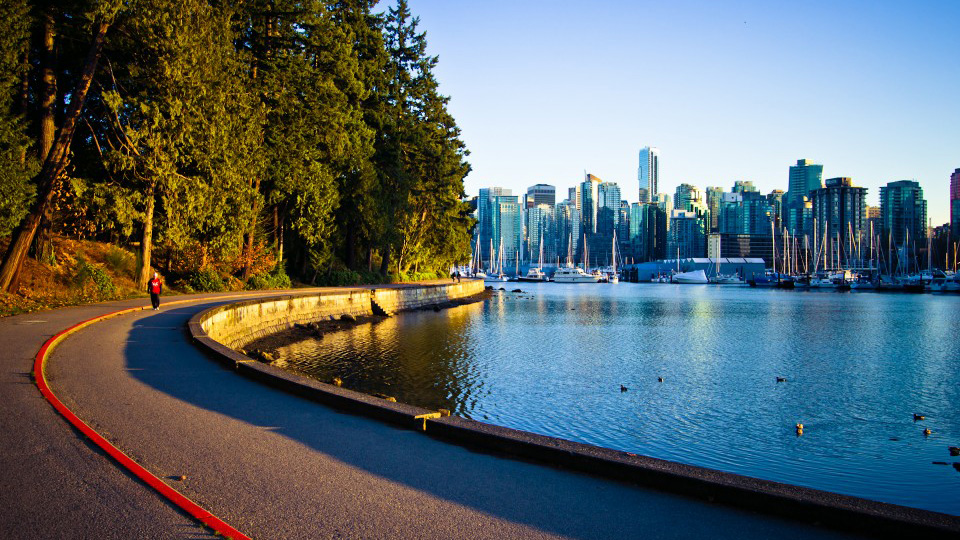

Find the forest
[[0, 0, 474, 297]]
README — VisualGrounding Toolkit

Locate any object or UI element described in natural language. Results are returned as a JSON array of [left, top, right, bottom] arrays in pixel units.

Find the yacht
[[710, 273, 743, 285], [553, 266, 602, 283], [673, 269, 709, 284], [517, 267, 548, 282]]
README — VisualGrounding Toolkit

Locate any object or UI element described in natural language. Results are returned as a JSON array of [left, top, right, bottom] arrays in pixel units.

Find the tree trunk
[[136, 179, 156, 289], [40, 9, 57, 160], [379, 243, 390, 275], [32, 9, 59, 266], [242, 179, 260, 281], [0, 20, 110, 293]]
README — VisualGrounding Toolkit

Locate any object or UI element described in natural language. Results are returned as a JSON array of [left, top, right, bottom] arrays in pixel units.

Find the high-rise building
[[785, 159, 824, 235], [526, 184, 556, 208], [638, 147, 660, 203], [476, 187, 512, 265], [491, 195, 522, 269], [580, 174, 603, 235], [733, 180, 759, 193], [880, 180, 927, 249], [706, 186, 723, 233], [654, 193, 672, 230], [674, 184, 707, 215], [629, 203, 667, 262], [526, 203, 556, 263], [787, 159, 824, 207], [810, 177, 868, 265], [554, 200, 580, 264], [668, 210, 708, 258], [951, 168, 960, 241]]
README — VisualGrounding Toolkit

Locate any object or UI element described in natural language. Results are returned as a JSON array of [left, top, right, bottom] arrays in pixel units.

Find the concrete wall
[[199, 281, 484, 349]]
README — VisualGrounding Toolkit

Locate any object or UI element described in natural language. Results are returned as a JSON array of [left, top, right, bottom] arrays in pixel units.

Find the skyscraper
[[785, 159, 824, 236], [951, 168, 960, 241], [638, 147, 659, 203], [880, 180, 927, 249], [526, 184, 556, 208], [810, 177, 868, 264], [580, 174, 602, 234], [706, 186, 723, 232]]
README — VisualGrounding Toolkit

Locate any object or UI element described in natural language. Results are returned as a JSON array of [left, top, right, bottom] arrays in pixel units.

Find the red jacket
[[148, 278, 162, 294]]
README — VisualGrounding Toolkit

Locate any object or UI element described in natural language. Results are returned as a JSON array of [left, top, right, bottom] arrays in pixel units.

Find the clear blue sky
[[404, 0, 960, 224]]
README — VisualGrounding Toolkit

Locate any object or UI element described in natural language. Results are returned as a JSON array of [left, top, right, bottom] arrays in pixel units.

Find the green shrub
[[73, 257, 117, 297], [269, 264, 291, 288], [318, 269, 362, 287], [246, 264, 292, 290], [188, 268, 224, 292], [104, 246, 134, 277]]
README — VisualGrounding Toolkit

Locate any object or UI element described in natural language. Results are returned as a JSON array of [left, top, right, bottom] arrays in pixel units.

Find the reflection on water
[[276, 284, 960, 516]]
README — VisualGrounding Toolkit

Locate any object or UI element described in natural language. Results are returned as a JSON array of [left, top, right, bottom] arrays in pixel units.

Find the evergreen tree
[[0, 0, 119, 292], [92, 0, 262, 285], [380, 0, 471, 276], [0, 0, 37, 238]]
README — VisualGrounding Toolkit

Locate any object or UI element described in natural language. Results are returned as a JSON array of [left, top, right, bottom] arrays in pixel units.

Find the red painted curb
[[34, 302, 251, 540]]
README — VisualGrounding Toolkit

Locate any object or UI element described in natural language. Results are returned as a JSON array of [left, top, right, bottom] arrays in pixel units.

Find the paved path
[[1, 292, 865, 539]]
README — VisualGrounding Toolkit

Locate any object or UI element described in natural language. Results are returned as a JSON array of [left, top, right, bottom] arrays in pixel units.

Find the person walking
[[147, 272, 163, 310]]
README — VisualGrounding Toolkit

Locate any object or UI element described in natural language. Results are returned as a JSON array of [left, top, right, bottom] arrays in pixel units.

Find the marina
[[275, 282, 960, 517]]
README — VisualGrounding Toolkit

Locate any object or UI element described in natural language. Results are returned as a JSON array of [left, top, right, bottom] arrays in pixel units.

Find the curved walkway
[[3, 291, 868, 539]]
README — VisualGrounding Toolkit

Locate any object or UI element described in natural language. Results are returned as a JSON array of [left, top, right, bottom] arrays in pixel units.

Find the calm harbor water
[[275, 283, 960, 516]]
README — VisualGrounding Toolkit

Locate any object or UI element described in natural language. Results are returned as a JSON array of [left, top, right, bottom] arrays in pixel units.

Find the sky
[[402, 0, 960, 225]]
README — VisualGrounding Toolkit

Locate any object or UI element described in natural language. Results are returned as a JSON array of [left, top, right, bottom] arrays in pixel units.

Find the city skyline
[[410, 0, 959, 225]]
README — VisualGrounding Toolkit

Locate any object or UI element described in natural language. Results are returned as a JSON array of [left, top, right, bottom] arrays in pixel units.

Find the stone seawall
[[198, 280, 484, 349]]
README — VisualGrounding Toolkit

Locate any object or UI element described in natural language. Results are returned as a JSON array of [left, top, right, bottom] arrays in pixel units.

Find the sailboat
[[553, 233, 601, 283], [518, 233, 548, 282], [709, 237, 743, 285], [483, 238, 508, 282], [594, 230, 620, 283]]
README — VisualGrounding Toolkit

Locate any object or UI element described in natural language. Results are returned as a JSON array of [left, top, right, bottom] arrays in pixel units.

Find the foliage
[[104, 246, 134, 278], [73, 257, 117, 297], [246, 263, 292, 290], [188, 268, 225, 292], [0, 0, 473, 287], [0, 0, 37, 237]]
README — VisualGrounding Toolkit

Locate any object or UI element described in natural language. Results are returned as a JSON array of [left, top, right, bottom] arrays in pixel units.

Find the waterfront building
[[785, 159, 824, 235], [526, 203, 556, 264], [554, 200, 580, 264], [718, 192, 744, 234], [476, 187, 512, 266], [706, 186, 724, 233], [707, 233, 775, 265], [879, 180, 927, 250], [951, 168, 960, 241], [668, 209, 707, 258], [810, 177, 868, 266], [492, 195, 522, 270], [629, 202, 667, 262], [638, 147, 660, 203], [527, 184, 556, 208], [579, 174, 602, 235], [618, 200, 631, 259], [654, 193, 672, 230]]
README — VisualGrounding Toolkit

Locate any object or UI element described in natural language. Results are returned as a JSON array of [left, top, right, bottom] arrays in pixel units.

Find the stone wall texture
[[199, 280, 484, 349]]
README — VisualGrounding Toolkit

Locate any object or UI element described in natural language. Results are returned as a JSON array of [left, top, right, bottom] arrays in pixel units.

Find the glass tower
[[638, 147, 659, 203]]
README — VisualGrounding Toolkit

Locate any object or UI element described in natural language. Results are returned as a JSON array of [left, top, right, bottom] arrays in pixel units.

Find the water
[[275, 283, 960, 516]]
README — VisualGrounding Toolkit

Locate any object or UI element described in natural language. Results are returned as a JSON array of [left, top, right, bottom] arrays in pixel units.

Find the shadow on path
[[122, 303, 859, 539]]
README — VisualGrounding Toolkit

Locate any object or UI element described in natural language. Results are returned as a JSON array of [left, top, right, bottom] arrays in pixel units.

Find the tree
[[379, 0, 472, 276], [0, 1, 119, 292], [93, 0, 262, 286], [0, 0, 37, 238]]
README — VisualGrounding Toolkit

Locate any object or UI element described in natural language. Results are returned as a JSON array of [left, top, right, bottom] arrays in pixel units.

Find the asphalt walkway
[[1, 292, 867, 538]]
